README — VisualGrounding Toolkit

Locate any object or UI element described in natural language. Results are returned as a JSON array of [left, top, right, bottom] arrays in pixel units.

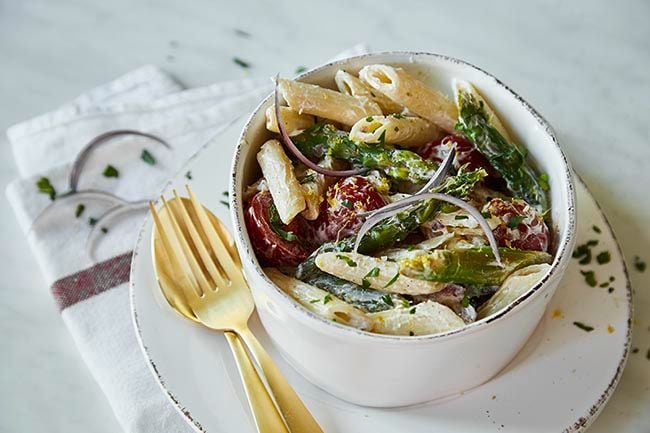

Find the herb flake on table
[[72, 204, 85, 219], [233, 57, 250, 68], [592, 225, 601, 234], [573, 321, 594, 332], [295, 66, 307, 74], [141, 149, 156, 165], [185, 171, 193, 180], [103, 165, 119, 178], [596, 251, 611, 265], [88, 217, 98, 226], [634, 256, 646, 272], [101, 227, 108, 234], [219, 200, 229, 209], [36, 177, 56, 200], [580, 270, 597, 287], [573, 239, 598, 265], [234, 29, 251, 38]]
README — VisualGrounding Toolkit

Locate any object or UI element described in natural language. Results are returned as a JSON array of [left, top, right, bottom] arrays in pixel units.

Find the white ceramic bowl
[[230, 52, 576, 407]]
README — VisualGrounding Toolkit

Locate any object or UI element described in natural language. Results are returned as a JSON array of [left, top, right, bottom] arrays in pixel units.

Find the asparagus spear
[[400, 247, 552, 286], [455, 91, 549, 212], [295, 167, 486, 312], [292, 123, 438, 184]]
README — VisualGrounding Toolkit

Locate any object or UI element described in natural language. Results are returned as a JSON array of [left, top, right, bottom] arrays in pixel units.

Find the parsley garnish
[[141, 149, 156, 165], [394, 126, 399, 132], [634, 256, 646, 272], [219, 200, 230, 208], [362, 267, 380, 290], [580, 270, 597, 287], [409, 331, 415, 336], [596, 251, 611, 265], [309, 299, 320, 304], [75, 204, 85, 218], [222, 191, 229, 197], [268, 203, 298, 241], [461, 294, 470, 308], [391, 113, 404, 119], [409, 307, 416, 315], [508, 215, 524, 229], [539, 173, 550, 191], [340, 200, 353, 209], [365, 116, 374, 122], [336, 254, 357, 267], [301, 174, 316, 184], [377, 130, 387, 145], [573, 321, 594, 332], [592, 225, 601, 234], [88, 217, 98, 226], [103, 165, 119, 178], [185, 171, 193, 180], [384, 272, 400, 288], [234, 29, 251, 38], [454, 215, 469, 220], [481, 211, 492, 219], [233, 57, 250, 68], [101, 227, 108, 234], [295, 66, 307, 74], [400, 299, 410, 308], [573, 240, 599, 265], [381, 294, 394, 307], [323, 294, 332, 304], [608, 287, 614, 293], [36, 177, 56, 200]]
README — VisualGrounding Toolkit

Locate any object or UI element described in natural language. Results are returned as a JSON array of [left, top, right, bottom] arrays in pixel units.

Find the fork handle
[[238, 326, 324, 433], [224, 332, 290, 433]]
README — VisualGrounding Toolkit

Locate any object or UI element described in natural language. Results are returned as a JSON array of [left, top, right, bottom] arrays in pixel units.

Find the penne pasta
[[265, 106, 315, 136], [334, 70, 403, 114], [297, 168, 326, 220], [256, 139, 305, 224], [349, 114, 442, 148], [477, 264, 551, 319], [315, 252, 446, 295], [265, 267, 373, 330], [453, 79, 513, 143], [368, 301, 464, 336], [359, 64, 458, 134], [278, 78, 381, 126]]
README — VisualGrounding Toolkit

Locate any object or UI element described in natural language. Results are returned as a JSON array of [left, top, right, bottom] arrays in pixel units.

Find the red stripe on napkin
[[51, 251, 133, 310]]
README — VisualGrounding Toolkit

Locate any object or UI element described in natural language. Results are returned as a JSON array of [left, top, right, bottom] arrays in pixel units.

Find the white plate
[[130, 117, 632, 433]]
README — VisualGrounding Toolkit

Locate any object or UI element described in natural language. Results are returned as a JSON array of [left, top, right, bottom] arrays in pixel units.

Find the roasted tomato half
[[484, 198, 549, 252], [244, 191, 312, 266], [420, 135, 499, 177], [311, 176, 386, 242]]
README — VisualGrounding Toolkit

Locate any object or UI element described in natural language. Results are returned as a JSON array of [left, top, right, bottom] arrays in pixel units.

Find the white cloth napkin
[[6, 45, 368, 433]]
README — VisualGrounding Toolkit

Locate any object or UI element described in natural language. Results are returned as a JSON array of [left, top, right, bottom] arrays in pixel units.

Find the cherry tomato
[[484, 198, 549, 252], [244, 191, 312, 266], [312, 176, 386, 242], [420, 135, 499, 177]]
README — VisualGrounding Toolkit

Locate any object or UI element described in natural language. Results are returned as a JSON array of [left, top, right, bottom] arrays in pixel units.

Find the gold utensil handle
[[224, 332, 290, 433], [238, 327, 324, 433]]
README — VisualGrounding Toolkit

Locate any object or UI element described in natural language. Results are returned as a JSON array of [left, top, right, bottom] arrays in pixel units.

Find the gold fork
[[150, 186, 323, 433]]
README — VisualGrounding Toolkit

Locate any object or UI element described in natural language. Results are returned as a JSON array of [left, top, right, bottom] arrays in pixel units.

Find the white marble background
[[0, 0, 648, 431]]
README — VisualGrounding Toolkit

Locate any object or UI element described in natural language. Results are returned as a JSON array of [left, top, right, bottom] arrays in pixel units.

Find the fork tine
[[149, 202, 202, 302], [161, 196, 213, 296], [172, 191, 229, 290], [186, 185, 242, 281]]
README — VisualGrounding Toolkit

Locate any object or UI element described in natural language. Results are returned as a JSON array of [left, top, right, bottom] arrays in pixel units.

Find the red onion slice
[[353, 192, 502, 266], [86, 200, 148, 262], [274, 77, 366, 177], [415, 146, 456, 195]]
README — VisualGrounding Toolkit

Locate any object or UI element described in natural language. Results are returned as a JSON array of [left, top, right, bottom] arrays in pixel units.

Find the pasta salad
[[244, 64, 553, 336]]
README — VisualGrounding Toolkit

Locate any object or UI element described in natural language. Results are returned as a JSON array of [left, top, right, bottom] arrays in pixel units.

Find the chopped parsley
[[454, 215, 469, 220], [75, 204, 85, 218], [391, 113, 404, 119], [634, 256, 646, 272], [103, 165, 119, 178], [481, 211, 492, 219], [268, 203, 297, 241], [340, 200, 353, 209], [366, 116, 374, 122], [323, 294, 332, 304], [309, 299, 319, 304], [409, 331, 415, 336], [362, 267, 380, 289], [539, 173, 550, 191], [336, 254, 357, 267], [301, 174, 316, 184], [36, 177, 56, 200], [295, 66, 307, 74], [381, 294, 394, 307], [573, 240, 599, 265], [573, 321, 594, 332], [608, 287, 614, 293], [394, 126, 399, 132], [234, 28, 251, 38], [222, 191, 229, 197], [384, 272, 400, 288], [580, 270, 597, 287], [409, 307, 416, 315], [185, 171, 193, 180], [592, 225, 601, 234], [609, 276, 615, 282], [461, 294, 470, 308], [219, 200, 230, 208], [101, 227, 108, 234], [400, 299, 410, 308], [88, 217, 98, 226], [233, 57, 250, 68], [377, 130, 387, 145], [599, 281, 609, 288], [508, 215, 525, 229], [141, 149, 156, 165], [596, 251, 611, 265]]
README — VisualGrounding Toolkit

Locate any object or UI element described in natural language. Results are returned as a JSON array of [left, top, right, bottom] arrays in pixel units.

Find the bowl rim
[[230, 50, 577, 344]]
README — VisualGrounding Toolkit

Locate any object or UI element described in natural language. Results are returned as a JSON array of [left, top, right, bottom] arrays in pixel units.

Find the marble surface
[[0, 0, 648, 432]]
